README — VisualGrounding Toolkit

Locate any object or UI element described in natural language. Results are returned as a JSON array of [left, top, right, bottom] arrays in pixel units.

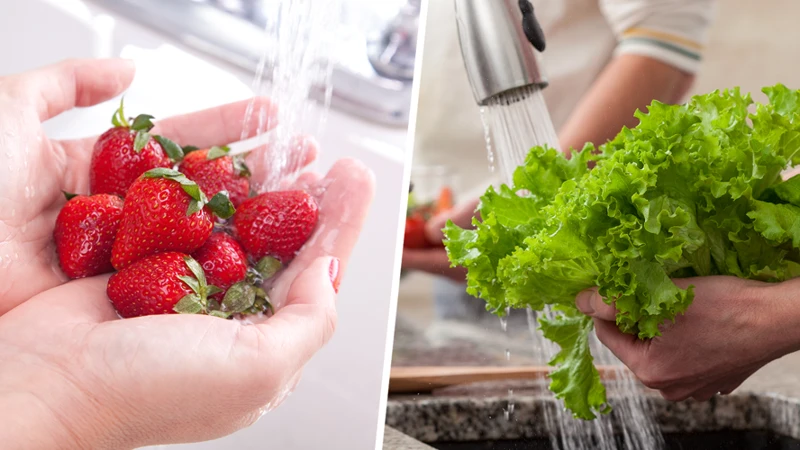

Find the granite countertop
[[384, 313, 800, 449]]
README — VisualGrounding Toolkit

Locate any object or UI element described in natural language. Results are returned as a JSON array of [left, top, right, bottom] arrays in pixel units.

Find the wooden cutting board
[[388, 365, 623, 394]]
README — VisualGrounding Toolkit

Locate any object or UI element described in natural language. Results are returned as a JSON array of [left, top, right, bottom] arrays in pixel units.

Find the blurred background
[[0, 0, 418, 448], [395, 0, 800, 394]]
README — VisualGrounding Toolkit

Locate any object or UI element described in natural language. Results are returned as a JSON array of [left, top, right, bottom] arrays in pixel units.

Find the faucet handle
[[519, 0, 546, 52], [367, 0, 419, 81]]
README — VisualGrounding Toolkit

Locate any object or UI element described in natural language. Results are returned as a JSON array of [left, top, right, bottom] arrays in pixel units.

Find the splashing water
[[242, 0, 343, 192], [479, 85, 560, 184], [480, 85, 663, 449]]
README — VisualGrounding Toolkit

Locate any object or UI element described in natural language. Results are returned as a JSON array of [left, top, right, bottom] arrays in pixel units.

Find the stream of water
[[480, 85, 664, 450], [241, 0, 343, 193]]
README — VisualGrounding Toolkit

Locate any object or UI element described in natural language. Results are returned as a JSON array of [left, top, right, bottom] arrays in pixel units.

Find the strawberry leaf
[[207, 285, 224, 296], [174, 294, 203, 314], [183, 255, 208, 288], [255, 256, 282, 280], [207, 192, 236, 219], [182, 145, 200, 154], [209, 310, 230, 319], [143, 168, 209, 213], [131, 114, 156, 132], [133, 131, 151, 153], [233, 156, 252, 178], [178, 275, 201, 294], [207, 146, 231, 160], [111, 97, 131, 128], [154, 135, 185, 162], [62, 190, 78, 201], [247, 288, 274, 315], [187, 200, 202, 217], [222, 281, 257, 313]]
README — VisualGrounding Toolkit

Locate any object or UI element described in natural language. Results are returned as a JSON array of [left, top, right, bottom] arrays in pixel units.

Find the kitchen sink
[[430, 431, 800, 450]]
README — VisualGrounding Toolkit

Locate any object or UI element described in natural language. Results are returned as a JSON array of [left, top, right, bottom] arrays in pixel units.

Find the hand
[[401, 197, 479, 281], [575, 276, 800, 402], [0, 58, 310, 316], [0, 58, 376, 448]]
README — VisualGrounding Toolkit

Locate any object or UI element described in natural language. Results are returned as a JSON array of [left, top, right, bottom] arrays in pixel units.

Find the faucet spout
[[454, 0, 548, 105]]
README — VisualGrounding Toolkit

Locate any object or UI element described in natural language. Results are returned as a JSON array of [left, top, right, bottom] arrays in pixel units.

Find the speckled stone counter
[[386, 393, 800, 444], [383, 426, 435, 449], [384, 313, 800, 449]]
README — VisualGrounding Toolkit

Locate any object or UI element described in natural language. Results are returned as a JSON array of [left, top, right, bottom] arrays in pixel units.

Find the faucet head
[[454, 0, 548, 106]]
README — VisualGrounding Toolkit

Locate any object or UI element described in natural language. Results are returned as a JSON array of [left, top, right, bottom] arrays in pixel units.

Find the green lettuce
[[444, 85, 800, 420]]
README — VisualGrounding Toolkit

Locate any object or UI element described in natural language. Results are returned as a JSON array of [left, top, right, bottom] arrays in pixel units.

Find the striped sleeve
[[599, 0, 717, 74]]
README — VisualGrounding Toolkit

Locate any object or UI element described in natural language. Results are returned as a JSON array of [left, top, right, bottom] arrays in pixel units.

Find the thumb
[[575, 287, 618, 322], [15, 58, 136, 121]]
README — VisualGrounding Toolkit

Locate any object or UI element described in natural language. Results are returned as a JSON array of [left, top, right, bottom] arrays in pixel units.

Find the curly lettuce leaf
[[444, 84, 800, 420]]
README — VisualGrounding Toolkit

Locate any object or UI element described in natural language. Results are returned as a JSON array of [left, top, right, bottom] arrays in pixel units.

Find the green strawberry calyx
[[154, 135, 185, 163], [205, 145, 252, 179], [206, 145, 230, 160], [62, 190, 79, 201], [173, 255, 222, 315], [172, 256, 273, 318], [251, 256, 282, 282], [142, 168, 236, 219], [216, 281, 274, 318], [233, 155, 252, 178], [110, 97, 184, 161]]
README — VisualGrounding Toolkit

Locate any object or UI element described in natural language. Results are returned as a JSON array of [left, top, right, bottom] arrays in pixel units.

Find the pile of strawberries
[[53, 100, 319, 319]]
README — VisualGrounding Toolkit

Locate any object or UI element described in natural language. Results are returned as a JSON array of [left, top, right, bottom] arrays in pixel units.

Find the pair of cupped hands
[[405, 181, 800, 405], [0, 59, 374, 449]]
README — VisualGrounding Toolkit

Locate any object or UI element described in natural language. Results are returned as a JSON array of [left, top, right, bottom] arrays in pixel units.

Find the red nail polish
[[329, 258, 341, 293]]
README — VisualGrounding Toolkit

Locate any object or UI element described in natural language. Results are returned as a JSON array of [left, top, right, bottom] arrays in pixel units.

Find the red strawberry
[[89, 99, 185, 197], [403, 216, 428, 249], [108, 252, 219, 318], [111, 168, 235, 270], [178, 146, 251, 207], [233, 190, 319, 263], [53, 192, 124, 279], [190, 233, 248, 300]]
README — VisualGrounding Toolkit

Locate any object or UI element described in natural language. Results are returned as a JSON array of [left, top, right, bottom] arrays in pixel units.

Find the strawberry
[[403, 216, 428, 249], [233, 190, 319, 263], [190, 232, 248, 300], [111, 168, 235, 270], [90, 98, 185, 197], [107, 252, 221, 318], [53, 192, 124, 279], [178, 146, 251, 207]]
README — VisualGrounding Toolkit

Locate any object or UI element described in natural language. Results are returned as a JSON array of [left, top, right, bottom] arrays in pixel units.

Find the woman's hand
[[0, 58, 376, 448], [400, 197, 478, 281], [0, 159, 374, 450], [0, 58, 309, 315], [576, 276, 800, 401]]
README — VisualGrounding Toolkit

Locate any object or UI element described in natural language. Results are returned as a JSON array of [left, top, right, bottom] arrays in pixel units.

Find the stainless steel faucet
[[368, 0, 420, 81], [94, 0, 418, 128], [454, 0, 547, 105]]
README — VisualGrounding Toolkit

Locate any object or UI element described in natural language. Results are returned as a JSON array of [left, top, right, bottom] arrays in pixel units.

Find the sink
[[429, 431, 800, 450], [386, 390, 800, 450]]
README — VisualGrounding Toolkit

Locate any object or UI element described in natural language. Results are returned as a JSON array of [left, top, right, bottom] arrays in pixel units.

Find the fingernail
[[576, 290, 596, 315], [329, 258, 340, 293]]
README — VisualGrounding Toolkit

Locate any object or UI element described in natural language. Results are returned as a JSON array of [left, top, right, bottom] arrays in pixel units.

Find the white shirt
[[413, 0, 717, 198]]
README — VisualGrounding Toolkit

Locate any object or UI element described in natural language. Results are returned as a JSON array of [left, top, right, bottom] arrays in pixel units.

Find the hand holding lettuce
[[444, 85, 800, 420]]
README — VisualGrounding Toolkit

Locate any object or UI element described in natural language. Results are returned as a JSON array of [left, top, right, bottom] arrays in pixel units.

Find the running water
[[231, 0, 343, 419], [480, 85, 664, 450], [479, 85, 560, 183], [241, 0, 343, 193]]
